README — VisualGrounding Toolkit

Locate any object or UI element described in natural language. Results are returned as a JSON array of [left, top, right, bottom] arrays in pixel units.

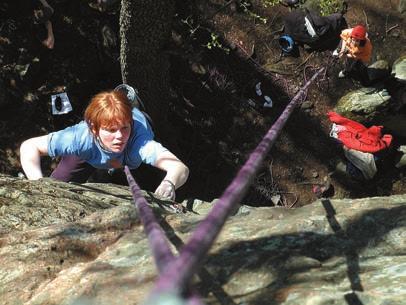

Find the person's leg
[[354, 61, 370, 85], [338, 57, 357, 78], [333, 39, 343, 56], [344, 57, 357, 74], [50, 155, 95, 183]]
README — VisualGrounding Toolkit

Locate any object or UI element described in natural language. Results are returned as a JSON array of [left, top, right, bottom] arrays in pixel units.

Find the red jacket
[[328, 112, 392, 153]]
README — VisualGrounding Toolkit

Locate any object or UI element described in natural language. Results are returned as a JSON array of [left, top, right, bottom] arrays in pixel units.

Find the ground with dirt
[[0, 0, 405, 206]]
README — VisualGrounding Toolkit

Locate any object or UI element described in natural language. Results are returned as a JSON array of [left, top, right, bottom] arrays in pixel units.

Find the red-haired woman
[[20, 90, 189, 201]]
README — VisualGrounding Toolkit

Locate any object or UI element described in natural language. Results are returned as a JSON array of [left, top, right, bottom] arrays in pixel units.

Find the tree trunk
[[119, 0, 175, 134]]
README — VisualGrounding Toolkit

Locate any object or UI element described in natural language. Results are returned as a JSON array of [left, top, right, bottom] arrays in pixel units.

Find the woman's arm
[[154, 150, 189, 188], [153, 150, 189, 200], [338, 40, 347, 57], [20, 135, 49, 180]]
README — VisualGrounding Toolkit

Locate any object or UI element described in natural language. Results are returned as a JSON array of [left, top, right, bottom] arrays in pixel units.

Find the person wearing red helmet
[[333, 24, 373, 80]]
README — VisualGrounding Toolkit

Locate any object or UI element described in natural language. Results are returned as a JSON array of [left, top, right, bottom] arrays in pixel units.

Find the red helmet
[[351, 25, 367, 40]]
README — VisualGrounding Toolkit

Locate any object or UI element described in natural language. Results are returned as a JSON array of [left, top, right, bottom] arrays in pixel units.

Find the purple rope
[[185, 294, 206, 305], [124, 166, 175, 272], [125, 166, 205, 304], [150, 68, 325, 295]]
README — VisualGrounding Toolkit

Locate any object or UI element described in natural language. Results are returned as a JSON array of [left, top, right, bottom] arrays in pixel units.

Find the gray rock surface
[[392, 54, 406, 83], [396, 146, 406, 168], [0, 174, 406, 305], [334, 87, 391, 122], [399, 0, 406, 14], [367, 60, 391, 83]]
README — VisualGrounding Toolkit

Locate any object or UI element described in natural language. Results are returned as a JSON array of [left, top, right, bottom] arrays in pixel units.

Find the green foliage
[[318, 0, 342, 16], [240, 1, 268, 24], [181, 16, 230, 54], [206, 33, 230, 53], [261, 0, 282, 7]]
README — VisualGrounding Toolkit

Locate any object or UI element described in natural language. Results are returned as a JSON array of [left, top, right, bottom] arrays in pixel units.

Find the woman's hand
[[153, 150, 189, 201], [154, 180, 176, 201]]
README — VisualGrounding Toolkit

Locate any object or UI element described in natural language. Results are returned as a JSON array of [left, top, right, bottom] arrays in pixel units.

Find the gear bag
[[282, 4, 348, 52]]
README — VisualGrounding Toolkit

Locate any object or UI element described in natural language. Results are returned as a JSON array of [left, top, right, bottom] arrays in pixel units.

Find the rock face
[[1, 174, 406, 305], [334, 87, 391, 122], [392, 54, 406, 83], [367, 60, 391, 83], [399, 0, 406, 14]]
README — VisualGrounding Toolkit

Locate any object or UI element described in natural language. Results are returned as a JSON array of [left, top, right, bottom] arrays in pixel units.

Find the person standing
[[33, 0, 55, 49]]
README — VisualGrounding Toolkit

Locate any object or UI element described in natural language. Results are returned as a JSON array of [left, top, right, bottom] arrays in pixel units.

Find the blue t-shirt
[[48, 108, 167, 169]]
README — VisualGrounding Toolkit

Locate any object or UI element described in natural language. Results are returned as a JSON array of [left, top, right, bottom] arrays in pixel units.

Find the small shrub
[[205, 33, 230, 53], [261, 0, 282, 8], [240, 1, 268, 24], [318, 0, 343, 16]]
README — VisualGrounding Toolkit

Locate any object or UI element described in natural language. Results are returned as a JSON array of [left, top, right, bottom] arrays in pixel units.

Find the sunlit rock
[[392, 54, 406, 83], [0, 175, 405, 305], [334, 87, 391, 122]]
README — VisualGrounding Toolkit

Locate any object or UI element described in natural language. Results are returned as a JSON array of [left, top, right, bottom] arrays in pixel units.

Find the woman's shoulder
[[52, 121, 93, 144], [47, 121, 94, 158], [61, 121, 89, 134]]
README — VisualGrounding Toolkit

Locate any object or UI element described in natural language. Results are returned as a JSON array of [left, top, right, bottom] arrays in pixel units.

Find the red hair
[[84, 90, 132, 134]]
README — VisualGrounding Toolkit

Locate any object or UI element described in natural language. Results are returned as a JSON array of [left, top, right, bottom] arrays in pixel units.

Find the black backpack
[[282, 4, 348, 52]]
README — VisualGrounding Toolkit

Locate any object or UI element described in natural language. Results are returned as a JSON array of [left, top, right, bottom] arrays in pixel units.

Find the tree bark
[[119, 0, 175, 133]]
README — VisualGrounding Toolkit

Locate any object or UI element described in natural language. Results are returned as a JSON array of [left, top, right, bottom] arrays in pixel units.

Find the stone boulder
[[0, 174, 406, 305], [392, 54, 406, 83], [334, 87, 391, 122], [399, 0, 406, 14], [396, 146, 406, 168], [367, 60, 391, 83]]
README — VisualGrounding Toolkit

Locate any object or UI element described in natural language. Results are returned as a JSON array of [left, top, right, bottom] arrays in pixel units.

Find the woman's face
[[97, 122, 131, 153], [350, 37, 361, 46]]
